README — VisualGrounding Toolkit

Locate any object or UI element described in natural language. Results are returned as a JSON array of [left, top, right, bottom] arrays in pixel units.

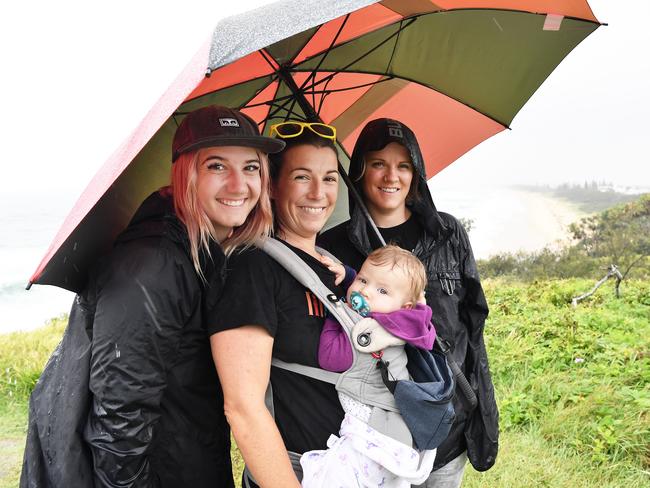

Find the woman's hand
[[211, 326, 301, 488]]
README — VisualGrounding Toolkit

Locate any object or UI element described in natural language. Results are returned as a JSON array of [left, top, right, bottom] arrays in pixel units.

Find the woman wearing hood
[[318, 118, 499, 487]]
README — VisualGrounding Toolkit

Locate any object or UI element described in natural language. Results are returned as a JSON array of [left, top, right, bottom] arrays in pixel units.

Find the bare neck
[[277, 230, 320, 259], [367, 205, 412, 229], [213, 226, 232, 244]]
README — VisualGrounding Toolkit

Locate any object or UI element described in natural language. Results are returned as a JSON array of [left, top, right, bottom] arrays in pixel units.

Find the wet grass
[[2, 281, 649, 487]]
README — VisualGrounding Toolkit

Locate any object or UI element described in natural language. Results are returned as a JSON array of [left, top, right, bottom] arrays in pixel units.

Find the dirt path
[[0, 437, 23, 487]]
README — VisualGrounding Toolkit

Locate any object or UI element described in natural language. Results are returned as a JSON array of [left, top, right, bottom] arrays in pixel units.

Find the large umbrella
[[29, 0, 602, 292]]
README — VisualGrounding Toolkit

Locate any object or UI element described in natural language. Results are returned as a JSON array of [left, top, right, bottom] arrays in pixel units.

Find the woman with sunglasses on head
[[209, 121, 342, 487], [22, 105, 283, 488], [317, 118, 499, 488]]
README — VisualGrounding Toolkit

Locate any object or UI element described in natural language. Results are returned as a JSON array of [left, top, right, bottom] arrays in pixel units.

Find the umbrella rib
[[293, 15, 416, 76], [294, 8, 601, 68], [384, 19, 405, 74], [259, 48, 280, 71], [296, 17, 417, 96], [244, 77, 395, 113], [299, 13, 350, 91], [293, 67, 510, 128], [266, 91, 303, 121], [285, 96, 301, 121], [252, 79, 286, 128], [271, 104, 307, 121], [235, 75, 283, 127], [299, 13, 351, 116], [258, 17, 416, 122], [285, 23, 325, 67], [316, 76, 333, 115]]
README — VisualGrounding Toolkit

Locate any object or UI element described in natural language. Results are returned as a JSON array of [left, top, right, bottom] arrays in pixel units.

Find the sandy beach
[[483, 189, 585, 256], [431, 186, 587, 260]]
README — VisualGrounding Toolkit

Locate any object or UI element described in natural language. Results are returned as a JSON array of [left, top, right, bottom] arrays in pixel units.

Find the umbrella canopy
[[30, 0, 602, 292]]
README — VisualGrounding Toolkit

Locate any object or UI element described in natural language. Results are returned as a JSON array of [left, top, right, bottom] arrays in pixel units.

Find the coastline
[[432, 186, 588, 260]]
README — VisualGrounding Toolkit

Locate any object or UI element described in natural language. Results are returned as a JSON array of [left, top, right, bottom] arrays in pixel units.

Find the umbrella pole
[[277, 67, 386, 246], [337, 167, 386, 247]]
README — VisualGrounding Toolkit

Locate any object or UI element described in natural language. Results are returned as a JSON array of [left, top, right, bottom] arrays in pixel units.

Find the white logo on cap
[[387, 120, 403, 138], [219, 118, 240, 127]]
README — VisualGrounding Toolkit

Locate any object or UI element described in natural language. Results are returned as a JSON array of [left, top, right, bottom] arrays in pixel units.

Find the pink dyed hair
[[168, 148, 272, 278]]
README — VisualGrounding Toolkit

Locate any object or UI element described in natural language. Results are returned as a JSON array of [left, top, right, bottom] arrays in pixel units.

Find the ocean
[[0, 185, 585, 334], [1, 191, 77, 333]]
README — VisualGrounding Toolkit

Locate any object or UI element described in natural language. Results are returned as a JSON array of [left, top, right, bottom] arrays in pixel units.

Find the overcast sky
[[1, 0, 648, 208], [436, 0, 650, 190]]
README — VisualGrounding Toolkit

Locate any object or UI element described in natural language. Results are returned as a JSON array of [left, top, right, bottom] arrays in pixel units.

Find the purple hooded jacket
[[319, 303, 435, 372]]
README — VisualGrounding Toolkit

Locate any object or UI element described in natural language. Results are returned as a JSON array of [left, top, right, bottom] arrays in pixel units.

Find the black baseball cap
[[172, 105, 285, 162]]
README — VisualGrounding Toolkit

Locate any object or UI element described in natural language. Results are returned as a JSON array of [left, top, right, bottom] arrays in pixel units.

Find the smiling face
[[273, 144, 339, 246], [361, 142, 414, 225], [347, 260, 413, 314], [195, 146, 263, 242]]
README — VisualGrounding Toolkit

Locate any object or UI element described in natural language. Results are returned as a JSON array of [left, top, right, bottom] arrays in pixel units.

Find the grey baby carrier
[[243, 238, 455, 485]]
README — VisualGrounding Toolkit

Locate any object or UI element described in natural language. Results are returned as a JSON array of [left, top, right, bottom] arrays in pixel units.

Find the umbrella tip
[[205, 67, 213, 78], [25, 281, 33, 291]]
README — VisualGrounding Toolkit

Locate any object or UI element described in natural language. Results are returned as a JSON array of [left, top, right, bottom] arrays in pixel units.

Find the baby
[[300, 245, 437, 488]]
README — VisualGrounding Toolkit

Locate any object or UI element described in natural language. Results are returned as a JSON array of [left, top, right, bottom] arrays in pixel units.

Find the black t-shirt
[[209, 242, 345, 454], [379, 214, 422, 254], [318, 214, 423, 271]]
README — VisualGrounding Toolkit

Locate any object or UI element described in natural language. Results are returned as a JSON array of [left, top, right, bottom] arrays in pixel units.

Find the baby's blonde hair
[[366, 245, 426, 303]]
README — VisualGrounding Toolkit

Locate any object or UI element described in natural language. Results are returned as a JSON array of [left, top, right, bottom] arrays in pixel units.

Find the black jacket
[[21, 191, 234, 488], [318, 119, 498, 471]]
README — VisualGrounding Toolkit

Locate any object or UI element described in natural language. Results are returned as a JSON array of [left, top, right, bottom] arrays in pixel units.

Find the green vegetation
[[472, 278, 649, 487], [0, 317, 66, 488], [2, 280, 648, 487], [479, 194, 650, 283]]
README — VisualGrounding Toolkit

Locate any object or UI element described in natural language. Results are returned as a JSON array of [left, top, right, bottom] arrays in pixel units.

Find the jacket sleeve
[[341, 265, 357, 290], [457, 225, 499, 471], [84, 241, 199, 487], [371, 304, 435, 350], [318, 317, 353, 372]]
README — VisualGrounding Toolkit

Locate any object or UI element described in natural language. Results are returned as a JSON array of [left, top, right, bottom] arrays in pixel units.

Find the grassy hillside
[[0, 319, 66, 486], [1, 279, 648, 487], [465, 278, 649, 487]]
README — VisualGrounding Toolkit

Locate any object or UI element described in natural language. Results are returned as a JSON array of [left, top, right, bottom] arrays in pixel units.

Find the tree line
[[478, 194, 650, 286]]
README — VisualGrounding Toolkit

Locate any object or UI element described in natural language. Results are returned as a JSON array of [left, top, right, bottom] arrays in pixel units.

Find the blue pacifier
[[349, 291, 371, 317], [350, 291, 372, 347]]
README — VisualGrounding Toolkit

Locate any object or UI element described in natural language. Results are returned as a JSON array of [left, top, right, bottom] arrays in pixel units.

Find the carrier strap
[[258, 238, 359, 331], [271, 358, 340, 385]]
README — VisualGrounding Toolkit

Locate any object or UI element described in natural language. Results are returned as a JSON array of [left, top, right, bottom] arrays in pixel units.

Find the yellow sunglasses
[[269, 121, 337, 141]]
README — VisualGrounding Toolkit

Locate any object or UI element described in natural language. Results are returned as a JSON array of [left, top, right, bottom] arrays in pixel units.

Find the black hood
[[117, 190, 189, 247], [347, 118, 449, 247], [116, 190, 225, 289]]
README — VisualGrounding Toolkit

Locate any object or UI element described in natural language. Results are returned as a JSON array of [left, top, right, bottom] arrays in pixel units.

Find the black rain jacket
[[21, 191, 234, 488], [318, 119, 499, 472]]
